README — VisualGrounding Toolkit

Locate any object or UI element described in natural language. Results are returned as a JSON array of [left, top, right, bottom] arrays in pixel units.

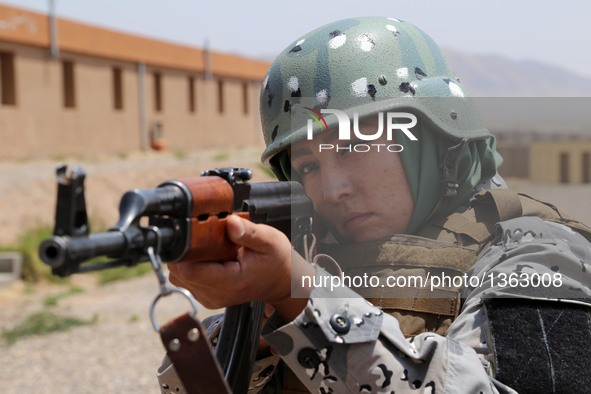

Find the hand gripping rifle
[[38, 165, 314, 394]]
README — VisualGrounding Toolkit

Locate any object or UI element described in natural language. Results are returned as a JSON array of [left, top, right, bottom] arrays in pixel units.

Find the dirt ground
[[0, 148, 590, 393], [0, 147, 268, 394]]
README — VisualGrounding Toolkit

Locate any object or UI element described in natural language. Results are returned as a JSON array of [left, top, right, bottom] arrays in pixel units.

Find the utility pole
[[48, 0, 59, 58], [204, 38, 212, 81]]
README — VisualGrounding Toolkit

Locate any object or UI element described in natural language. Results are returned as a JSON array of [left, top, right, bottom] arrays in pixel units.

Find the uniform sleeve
[[449, 217, 591, 392], [262, 267, 504, 394]]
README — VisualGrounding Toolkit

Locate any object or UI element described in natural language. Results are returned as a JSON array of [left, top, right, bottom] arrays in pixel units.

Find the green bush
[[212, 151, 230, 161], [2, 311, 98, 345], [43, 285, 84, 307], [0, 226, 62, 283], [96, 263, 152, 285], [173, 149, 187, 160]]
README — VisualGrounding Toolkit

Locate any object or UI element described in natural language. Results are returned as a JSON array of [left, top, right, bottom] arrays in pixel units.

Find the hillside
[[443, 48, 591, 97]]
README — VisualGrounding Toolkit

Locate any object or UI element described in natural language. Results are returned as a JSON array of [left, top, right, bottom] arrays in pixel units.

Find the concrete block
[[0, 252, 23, 287]]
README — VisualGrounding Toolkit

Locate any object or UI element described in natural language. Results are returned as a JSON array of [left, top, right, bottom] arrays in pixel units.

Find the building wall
[[143, 68, 263, 151], [530, 140, 591, 184], [0, 4, 267, 159], [496, 141, 530, 179]]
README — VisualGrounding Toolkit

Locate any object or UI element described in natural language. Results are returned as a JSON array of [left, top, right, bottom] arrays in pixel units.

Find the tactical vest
[[324, 189, 591, 338], [280, 189, 591, 393]]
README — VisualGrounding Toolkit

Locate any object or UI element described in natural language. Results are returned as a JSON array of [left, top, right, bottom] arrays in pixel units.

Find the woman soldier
[[160, 17, 591, 393]]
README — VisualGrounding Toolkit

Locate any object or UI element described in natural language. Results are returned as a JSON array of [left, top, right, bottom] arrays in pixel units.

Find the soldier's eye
[[295, 162, 318, 176]]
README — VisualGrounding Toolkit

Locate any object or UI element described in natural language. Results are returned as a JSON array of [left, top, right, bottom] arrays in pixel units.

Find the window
[[217, 79, 224, 114], [242, 81, 249, 115], [559, 152, 569, 184], [583, 152, 590, 184], [62, 60, 76, 108], [154, 72, 162, 112], [0, 52, 16, 105], [188, 76, 196, 113], [112, 67, 123, 110]]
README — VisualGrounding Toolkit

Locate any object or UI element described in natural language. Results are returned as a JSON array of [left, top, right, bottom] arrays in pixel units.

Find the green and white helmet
[[259, 16, 501, 233]]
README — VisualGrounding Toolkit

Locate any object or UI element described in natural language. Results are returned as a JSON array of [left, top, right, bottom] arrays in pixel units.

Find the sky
[[2, 0, 591, 79]]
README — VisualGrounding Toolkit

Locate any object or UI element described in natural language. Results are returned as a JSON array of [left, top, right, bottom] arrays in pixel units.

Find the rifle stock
[[38, 165, 313, 393]]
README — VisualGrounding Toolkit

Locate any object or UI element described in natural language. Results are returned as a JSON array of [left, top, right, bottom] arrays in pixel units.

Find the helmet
[[259, 16, 500, 233], [260, 16, 492, 179]]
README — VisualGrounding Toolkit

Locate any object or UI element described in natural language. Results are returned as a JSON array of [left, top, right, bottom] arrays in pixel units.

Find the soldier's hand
[[168, 214, 311, 320]]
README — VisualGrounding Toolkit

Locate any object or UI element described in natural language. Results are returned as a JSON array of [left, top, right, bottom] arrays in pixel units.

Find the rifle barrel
[[39, 227, 176, 276]]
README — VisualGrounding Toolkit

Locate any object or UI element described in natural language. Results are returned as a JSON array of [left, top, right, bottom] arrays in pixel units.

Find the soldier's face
[[290, 121, 414, 243]]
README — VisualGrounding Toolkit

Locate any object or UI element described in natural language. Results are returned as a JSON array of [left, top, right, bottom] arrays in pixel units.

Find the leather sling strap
[[160, 313, 231, 394]]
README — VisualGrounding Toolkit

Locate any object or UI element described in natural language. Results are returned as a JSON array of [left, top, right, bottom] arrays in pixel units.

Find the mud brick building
[[0, 3, 269, 159]]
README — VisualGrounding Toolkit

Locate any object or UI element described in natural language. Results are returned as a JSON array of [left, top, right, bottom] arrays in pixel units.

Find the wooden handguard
[[179, 176, 249, 263]]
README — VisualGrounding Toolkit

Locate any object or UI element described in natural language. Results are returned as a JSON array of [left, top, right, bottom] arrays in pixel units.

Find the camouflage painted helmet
[[259, 16, 491, 180]]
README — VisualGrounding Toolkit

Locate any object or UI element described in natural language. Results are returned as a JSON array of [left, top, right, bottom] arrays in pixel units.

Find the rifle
[[38, 164, 314, 394]]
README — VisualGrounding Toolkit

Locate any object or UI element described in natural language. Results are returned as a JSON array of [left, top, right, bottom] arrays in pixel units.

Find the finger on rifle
[[168, 265, 185, 287], [226, 214, 285, 253]]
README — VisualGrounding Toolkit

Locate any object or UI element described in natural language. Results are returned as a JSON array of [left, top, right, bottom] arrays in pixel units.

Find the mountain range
[[442, 48, 591, 97]]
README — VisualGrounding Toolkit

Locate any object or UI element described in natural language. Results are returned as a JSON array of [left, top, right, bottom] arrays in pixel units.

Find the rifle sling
[[160, 313, 231, 394]]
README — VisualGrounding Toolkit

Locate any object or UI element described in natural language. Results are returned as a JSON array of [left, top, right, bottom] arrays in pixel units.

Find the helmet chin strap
[[439, 138, 469, 199], [403, 138, 470, 235]]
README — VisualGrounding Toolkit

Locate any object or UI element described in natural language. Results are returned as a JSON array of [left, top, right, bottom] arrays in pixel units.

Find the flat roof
[[0, 3, 270, 80]]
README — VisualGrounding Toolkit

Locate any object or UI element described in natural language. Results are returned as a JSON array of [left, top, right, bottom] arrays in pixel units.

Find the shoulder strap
[[438, 211, 493, 244], [473, 189, 591, 242], [426, 188, 591, 248], [473, 189, 523, 222], [518, 192, 591, 242]]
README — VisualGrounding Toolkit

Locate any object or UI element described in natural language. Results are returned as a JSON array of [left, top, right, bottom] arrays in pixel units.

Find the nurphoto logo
[[304, 108, 418, 153]]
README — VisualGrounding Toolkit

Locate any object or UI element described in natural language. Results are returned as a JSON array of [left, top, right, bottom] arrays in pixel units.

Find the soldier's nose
[[322, 166, 353, 203]]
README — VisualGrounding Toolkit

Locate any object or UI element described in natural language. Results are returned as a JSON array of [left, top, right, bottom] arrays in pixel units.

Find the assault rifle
[[38, 165, 313, 394]]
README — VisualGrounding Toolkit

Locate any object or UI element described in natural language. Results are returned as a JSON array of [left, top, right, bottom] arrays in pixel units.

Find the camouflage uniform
[[158, 17, 591, 393], [159, 204, 591, 393], [259, 202, 591, 393]]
